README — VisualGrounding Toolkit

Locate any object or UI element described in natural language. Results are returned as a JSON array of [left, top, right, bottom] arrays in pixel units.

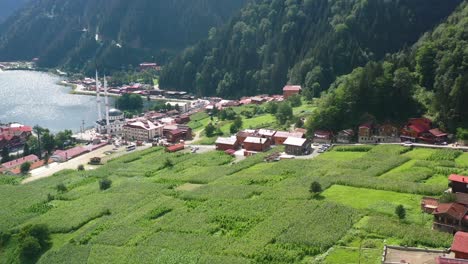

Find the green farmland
[[0, 146, 461, 263]]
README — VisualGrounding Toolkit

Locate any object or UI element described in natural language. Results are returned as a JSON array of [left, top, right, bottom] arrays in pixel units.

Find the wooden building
[[450, 175, 468, 194], [284, 137, 311, 156], [215, 136, 239, 151], [243, 137, 271, 152], [337, 129, 355, 144], [433, 203, 468, 233], [452, 232, 468, 259], [273, 131, 304, 145], [313, 130, 333, 144], [236, 130, 256, 145], [283, 85, 302, 99]]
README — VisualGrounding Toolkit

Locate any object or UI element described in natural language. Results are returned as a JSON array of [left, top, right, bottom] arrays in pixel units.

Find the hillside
[[0, 145, 458, 263], [305, 1, 468, 133], [0, 0, 29, 23], [160, 0, 462, 97], [0, 0, 248, 72]]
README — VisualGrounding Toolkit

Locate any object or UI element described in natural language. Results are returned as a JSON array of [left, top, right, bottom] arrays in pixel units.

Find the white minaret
[[96, 70, 102, 121], [104, 75, 110, 129]]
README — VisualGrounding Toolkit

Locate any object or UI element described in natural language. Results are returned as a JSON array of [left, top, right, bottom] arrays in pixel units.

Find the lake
[[0, 70, 111, 133]]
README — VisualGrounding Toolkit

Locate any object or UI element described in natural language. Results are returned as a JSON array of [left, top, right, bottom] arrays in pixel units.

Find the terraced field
[[0, 145, 461, 263]]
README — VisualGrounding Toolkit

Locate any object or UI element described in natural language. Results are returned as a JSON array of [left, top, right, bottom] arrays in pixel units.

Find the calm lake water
[[0, 70, 111, 133]]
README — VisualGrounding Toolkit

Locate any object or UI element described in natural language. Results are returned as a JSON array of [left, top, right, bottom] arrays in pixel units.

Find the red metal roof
[[1, 154, 39, 169], [283, 85, 302, 91], [409, 124, 428, 133], [422, 197, 439, 208], [166, 143, 185, 152], [452, 232, 468, 254], [433, 203, 467, 220], [429, 128, 448, 137], [449, 174, 468, 183], [437, 257, 468, 264]]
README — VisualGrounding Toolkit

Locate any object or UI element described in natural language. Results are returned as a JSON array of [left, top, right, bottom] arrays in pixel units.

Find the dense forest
[[0, 0, 248, 73], [305, 1, 468, 133], [160, 0, 461, 98], [0, 0, 29, 22]]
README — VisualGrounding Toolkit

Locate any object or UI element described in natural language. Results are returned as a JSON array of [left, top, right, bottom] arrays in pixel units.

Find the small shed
[[284, 137, 311, 156], [450, 174, 468, 194]]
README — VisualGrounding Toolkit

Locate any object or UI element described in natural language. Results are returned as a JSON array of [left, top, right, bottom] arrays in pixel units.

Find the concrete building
[[123, 120, 164, 142], [96, 108, 126, 136]]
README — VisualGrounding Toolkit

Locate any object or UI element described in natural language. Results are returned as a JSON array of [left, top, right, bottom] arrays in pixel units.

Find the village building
[[163, 125, 193, 143], [284, 137, 311, 156], [139, 62, 161, 71], [236, 130, 257, 145], [283, 85, 302, 99], [336, 129, 355, 144], [243, 137, 271, 152], [313, 130, 333, 144], [421, 197, 440, 214], [175, 115, 191, 124], [51, 146, 89, 163], [400, 117, 447, 143], [450, 174, 468, 194], [165, 101, 191, 113], [7, 159, 53, 175], [1, 154, 39, 173], [433, 202, 468, 233], [452, 232, 468, 260], [123, 120, 164, 142], [250, 96, 266, 105], [257, 129, 276, 140], [358, 123, 400, 143], [273, 131, 304, 145], [0, 123, 32, 150], [215, 136, 240, 151], [166, 143, 185, 153]]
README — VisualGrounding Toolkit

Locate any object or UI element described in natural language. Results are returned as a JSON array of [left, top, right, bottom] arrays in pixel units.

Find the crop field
[[0, 145, 458, 263]]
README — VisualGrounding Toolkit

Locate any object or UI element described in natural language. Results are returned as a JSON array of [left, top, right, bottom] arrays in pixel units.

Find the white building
[[166, 101, 190, 113], [123, 120, 163, 142], [96, 108, 126, 136]]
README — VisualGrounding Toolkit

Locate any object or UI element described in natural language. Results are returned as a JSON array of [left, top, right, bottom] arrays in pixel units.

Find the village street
[[22, 144, 151, 184]]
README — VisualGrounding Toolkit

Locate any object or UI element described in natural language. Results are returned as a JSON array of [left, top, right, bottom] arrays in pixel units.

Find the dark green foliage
[[0, 0, 247, 72], [276, 102, 293, 125], [18, 224, 51, 260], [56, 183, 68, 193], [457, 128, 468, 141], [115, 94, 143, 112], [334, 146, 373, 152], [77, 164, 85, 171], [99, 179, 112, 191], [163, 158, 174, 169], [395, 205, 406, 220], [287, 95, 302, 108], [20, 162, 31, 174], [0, 231, 10, 247], [205, 123, 216, 137], [439, 192, 456, 203], [1, 146, 10, 163], [161, 0, 461, 97], [309, 181, 322, 195]]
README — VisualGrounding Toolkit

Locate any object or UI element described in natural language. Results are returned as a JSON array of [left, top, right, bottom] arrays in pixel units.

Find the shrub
[[309, 181, 322, 195], [0, 231, 10, 247], [20, 162, 32, 174], [20, 236, 42, 259], [56, 183, 67, 193], [99, 179, 112, 190], [427, 149, 463, 161], [18, 224, 51, 260], [77, 164, 85, 171], [439, 192, 456, 203], [334, 146, 373, 152], [395, 205, 406, 220]]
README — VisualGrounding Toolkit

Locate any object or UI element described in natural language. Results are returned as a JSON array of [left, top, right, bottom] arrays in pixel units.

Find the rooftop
[[283, 137, 308, 147], [1, 154, 39, 169], [433, 203, 467, 220], [449, 174, 468, 183], [283, 85, 302, 91], [244, 137, 268, 144], [215, 136, 238, 145], [452, 232, 468, 254]]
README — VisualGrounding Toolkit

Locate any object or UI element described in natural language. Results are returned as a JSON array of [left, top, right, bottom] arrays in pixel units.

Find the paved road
[[22, 144, 151, 184]]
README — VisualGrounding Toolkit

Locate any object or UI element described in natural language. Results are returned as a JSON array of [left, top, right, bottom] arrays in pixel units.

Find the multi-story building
[[123, 120, 164, 142]]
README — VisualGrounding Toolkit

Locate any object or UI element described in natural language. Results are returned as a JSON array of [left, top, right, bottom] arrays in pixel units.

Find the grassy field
[[0, 145, 456, 263]]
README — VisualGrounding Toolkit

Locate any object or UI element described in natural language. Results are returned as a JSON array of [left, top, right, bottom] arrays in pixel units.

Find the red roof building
[[283, 85, 302, 99], [450, 174, 468, 194], [243, 137, 271, 152], [433, 203, 468, 233], [452, 232, 468, 259], [166, 143, 185, 153], [421, 196, 440, 213], [1, 154, 39, 170], [437, 257, 468, 264], [313, 130, 333, 144]]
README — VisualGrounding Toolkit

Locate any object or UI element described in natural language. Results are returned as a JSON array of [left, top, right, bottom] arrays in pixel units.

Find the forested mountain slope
[[0, 0, 248, 72], [0, 0, 29, 22], [306, 1, 468, 133], [160, 0, 462, 97]]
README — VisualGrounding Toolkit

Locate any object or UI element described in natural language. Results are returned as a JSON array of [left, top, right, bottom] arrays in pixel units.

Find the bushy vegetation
[[0, 145, 456, 263]]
